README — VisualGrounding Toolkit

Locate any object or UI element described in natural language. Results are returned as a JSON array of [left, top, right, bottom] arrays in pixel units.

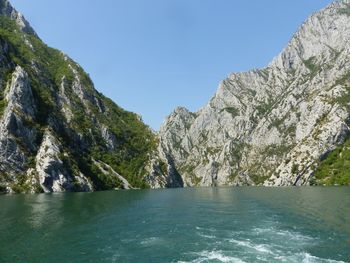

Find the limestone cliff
[[154, 0, 350, 187]]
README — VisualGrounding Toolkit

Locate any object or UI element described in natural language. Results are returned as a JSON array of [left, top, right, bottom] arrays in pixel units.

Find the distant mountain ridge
[[151, 0, 350, 187]]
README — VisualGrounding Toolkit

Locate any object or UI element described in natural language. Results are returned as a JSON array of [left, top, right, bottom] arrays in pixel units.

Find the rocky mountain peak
[[270, 0, 350, 71], [0, 0, 36, 35]]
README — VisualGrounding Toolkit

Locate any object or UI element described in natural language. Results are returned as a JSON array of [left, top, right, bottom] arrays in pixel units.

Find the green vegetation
[[220, 107, 239, 118], [228, 171, 238, 183], [0, 69, 13, 118], [255, 98, 277, 118], [10, 173, 31, 193], [262, 144, 293, 158], [268, 117, 285, 131], [0, 92, 6, 117], [291, 163, 299, 174], [0, 15, 157, 191], [245, 161, 274, 186], [338, 4, 350, 16], [332, 71, 350, 111], [257, 68, 269, 81], [250, 174, 270, 185], [179, 164, 201, 186], [227, 141, 246, 166], [0, 184, 6, 193], [313, 137, 350, 185], [158, 160, 168, 175], [302, 56, 320, 79]]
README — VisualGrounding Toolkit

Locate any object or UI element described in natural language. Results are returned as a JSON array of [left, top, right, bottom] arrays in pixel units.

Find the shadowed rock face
[[155, 0, 350, 187], [0, 1, 159, 193]]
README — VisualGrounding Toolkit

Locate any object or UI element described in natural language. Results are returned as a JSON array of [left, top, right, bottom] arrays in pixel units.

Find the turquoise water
[[0, 187, 349, 263]]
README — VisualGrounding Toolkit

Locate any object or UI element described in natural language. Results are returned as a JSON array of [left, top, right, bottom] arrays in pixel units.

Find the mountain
[[1, 0, 349, 194], [0, 0, 165, 193], [153, 0, 350, 187]]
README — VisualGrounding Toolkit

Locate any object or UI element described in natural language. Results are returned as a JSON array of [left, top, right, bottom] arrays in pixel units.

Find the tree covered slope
[[0, 0, 161, 193]]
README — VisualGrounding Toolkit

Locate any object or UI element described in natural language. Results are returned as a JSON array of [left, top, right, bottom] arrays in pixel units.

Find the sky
[[11, 0, 333, 130]]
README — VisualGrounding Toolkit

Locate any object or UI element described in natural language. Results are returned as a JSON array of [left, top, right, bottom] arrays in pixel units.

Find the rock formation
[[154, 0, 350, 187]]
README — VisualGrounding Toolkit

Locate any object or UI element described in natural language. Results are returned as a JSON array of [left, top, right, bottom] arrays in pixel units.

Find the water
[[0, 187, 349, 263]]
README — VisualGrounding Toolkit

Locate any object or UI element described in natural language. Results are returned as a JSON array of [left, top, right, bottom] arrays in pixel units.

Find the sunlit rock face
[[155, 0, 350, 187]]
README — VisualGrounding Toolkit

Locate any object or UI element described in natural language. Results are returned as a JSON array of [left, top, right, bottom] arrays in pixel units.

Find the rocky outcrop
[[155, 0, 350, 187], [35, 130, 93, 193]]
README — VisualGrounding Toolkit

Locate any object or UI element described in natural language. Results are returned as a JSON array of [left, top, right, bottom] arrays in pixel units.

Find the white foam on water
[[196, 226, 217, 233], [275, 252, 347, 263], [140, 237, 162, 246], [253, 227, 314, 242], [229, 239, 274, 254], [302, 253, 347, 263], [226, 235, 347, 263], [196, 232, 216, 239], [177, 250, 246, 263]]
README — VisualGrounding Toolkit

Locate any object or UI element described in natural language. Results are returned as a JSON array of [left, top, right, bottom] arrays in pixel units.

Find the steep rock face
[[0, 66, 37, 174], [156, 0, 350, 187], [0, 0, 161, 193]]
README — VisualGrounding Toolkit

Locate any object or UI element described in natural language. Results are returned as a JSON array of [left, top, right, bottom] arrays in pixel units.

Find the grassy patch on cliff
[[302, 56, 321, 79], [0, 93, 6, 116], [220, 107, 239, 118], [313, 138, 350, 185]]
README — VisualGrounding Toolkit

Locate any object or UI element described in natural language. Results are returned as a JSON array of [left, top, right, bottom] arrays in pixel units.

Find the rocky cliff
[[0, 0, 162, 193], [154, 0, 350, 187]]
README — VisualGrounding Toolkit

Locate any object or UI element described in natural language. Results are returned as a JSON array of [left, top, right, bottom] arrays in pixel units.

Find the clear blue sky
[[11, 0, 332, 130]]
